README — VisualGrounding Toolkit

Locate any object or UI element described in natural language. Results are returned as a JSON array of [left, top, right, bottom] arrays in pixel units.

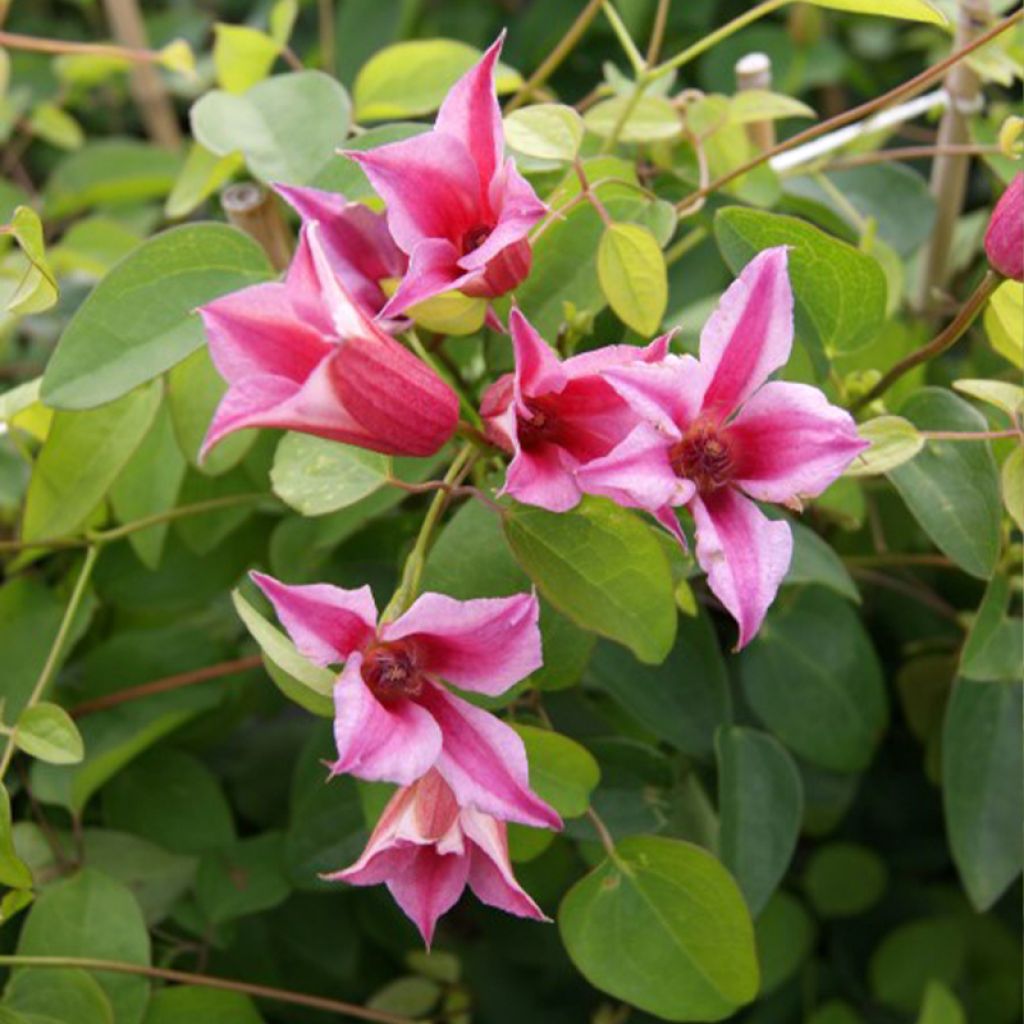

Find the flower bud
[[984, 173, 1023, 282]]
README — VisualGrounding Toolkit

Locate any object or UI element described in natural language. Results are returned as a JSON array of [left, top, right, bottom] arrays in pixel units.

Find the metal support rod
[[735, 52, 775, 153]]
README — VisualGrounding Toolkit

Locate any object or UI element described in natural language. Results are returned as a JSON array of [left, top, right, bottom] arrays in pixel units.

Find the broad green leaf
[[504, 104, 584, 161], [846, 416, 923, 476], [1002, 445, 1024, 530], [22, 381, 162, 542], [952, 378, 1023, 418], [513, 725, 600, 818], [271, 433, 391, 515], [0, 784, 32, 889], [984, 280, 1022, 367], [196, 832, 290, 924], [808, 1001, 865, 1024], [597, 222, 667, 335], [715, 206, 888, 356], [916, 980, 965, 1024], [367, 978, 441, 1017], [6, 206, 57, 315], [142, 988, 263, 1024], [232, 589, 334, 716], [44, 140, 182, 218], [13, 702, 84, 764], [869, 917, 966, 1013], [213, 23, 279, 94], [960, 575, 1023, 683], [54, 53, 132, 87], [739, 587, 888, 773], [804, 841, 887, 917], [191, 72, 352, 185], [43, 224, 272, 409], [354, 39, 522, 121], [804, 0, 947, 24], [27, 102, 84, 149], [942, 677, 1022, 911], [784, 521, 859, 602], [504, 497, 677, 665], [729, 90, 816, 124], [716, 726, 802, 917], [756, 892, 816, 995], [559, 836, 759, 1021], [888, 389, 1001, 580], [15, 869, 151, 1024], [587, 610, 730, 757], [583, 95, 682, 143], [164, 143, 245, 220], [49, 216, 142, 280], [5, 968, 114, 1024]]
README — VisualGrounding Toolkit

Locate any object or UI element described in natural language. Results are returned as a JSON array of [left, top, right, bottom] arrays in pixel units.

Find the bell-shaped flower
[[199, 221, 458, 459], [984, 172, 1023, 282], [480, 308, 670, 512], [578, 247, 867, 649], [251, 571, 560, 831], [326, 770, 547, 946], [346, 34, 547, 317]]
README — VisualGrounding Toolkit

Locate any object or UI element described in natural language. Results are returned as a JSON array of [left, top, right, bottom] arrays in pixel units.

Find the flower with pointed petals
[[480, 308, 671, 512], [198, 221, 458, 459], [346, 34, 547, 318], [578, 247, 867, 649], [984, 172, 1023, 282], [251, 571, 560, 831], [274, 184, 408, 322], [326, 770, 547, 946]]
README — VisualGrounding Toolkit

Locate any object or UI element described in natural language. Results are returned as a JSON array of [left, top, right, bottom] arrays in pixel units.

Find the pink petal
[[418, 683, 561, 830], [435, 34, 506, 197], [510, 307, 565, 400], [386, 845, 470, 946], [563, 331, 672, 378], [691, 489, 793, 650], [249, 571, 377, 664], [727, 381, 868, 503], [331, 654, 444, 785], [543, 375, 638, 463], [576, 422, 694, 512], [601, 355, 707, 436], [347, 133, 482, 254], [503, 441, 582, 512], [383, 592, 542, 696], [379, 238, 465, 319], [699, 246, 794, 421], [201, 374, 298, 458], [462, 810, 548, 921]]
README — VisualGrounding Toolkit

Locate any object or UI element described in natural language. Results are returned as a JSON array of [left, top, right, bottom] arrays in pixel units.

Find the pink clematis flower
[[274, 184, 408, 322], [346, 34, 547, 318], [198, 221, 458, 459], [578, 247, 867, 649], [480, 308, 671, 512], [984, 172, 1023, 282], [251, 571, 560, 830], [326, 769, 546, 946]]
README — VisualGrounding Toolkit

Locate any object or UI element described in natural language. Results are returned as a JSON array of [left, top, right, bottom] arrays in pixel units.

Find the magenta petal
[[435, 33, 506, 194], [419, 684, 561, 830], [250, 571, 377, 665], [699, 246, 794, 420], [601, 355, 707, 436], [691, 489, 793, 650], [510, 307, 565, 400], [379, 237, 465, 319], [200, 374, 296, 458], [563, 331, 673, 378], [502, 443, 582, 512], [387, 845, 470, 946], [728, 381, 868, 503], [383, 592, 542, 696], [984, 172, 1023, 281], [348, 133, 482, 253], [462, 810, 548, 921], [331, 655, 443, 785]]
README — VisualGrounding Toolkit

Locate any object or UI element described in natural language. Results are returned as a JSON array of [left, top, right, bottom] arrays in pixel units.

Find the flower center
[[461, 224, 492, 255], [516, 395, 561, 451], [669, 420, 734, 493], [361, 641, 423, 702]]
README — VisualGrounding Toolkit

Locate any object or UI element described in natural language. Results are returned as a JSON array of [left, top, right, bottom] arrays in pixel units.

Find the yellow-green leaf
[[845, 416, 923, 477], [165, 142, 244, 220], [213, 24, 280, 94], [6, 206, 58, 315], [597, 222, 667, 335], [157, 38, 196, 79], [407, 289, 487, 335], [269, 0, 299, 46], [803, 0, 947, 25], [985, 280, 1023, 368], [13, 702, 84, 765], [729, 90, 816, 125], [27, 102, 84, 150], [1002, 446, 1024, 531], [952, 378, 1023, 418], [583, 94, 682, 143], [504, 104, 584, 161]]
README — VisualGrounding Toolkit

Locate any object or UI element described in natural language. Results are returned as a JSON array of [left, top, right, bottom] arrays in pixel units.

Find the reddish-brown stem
[[824, 143, 1002, 170], [844, 553, 956, 569], [0, 28, 156, 62], [850, 568, 961, 624]]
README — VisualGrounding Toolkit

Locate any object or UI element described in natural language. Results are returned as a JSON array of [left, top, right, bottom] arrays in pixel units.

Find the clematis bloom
[[347, 34, 547, 317], [327, 770, 546, 946], [578, 247, 867, 648], [198, 221, 458, 459], [984, 172, 1023, 282], [251, 571, 560, 830], [480, 308, 670, 511]]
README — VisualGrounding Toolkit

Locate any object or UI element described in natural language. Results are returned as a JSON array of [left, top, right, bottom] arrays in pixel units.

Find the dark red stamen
[[516, 395, 561, 451], [461, 224, 492, 255], [669, 420, 735, 493], [362, 641, 423, 702]]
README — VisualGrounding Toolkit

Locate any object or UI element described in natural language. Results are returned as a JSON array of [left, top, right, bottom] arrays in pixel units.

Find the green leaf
[[808, 1001, 864, 1024], [916, 980, 966, 1024], [5, 968, 114, 1024], [271, 434, 391, 515], [0, 784, 33, 890], [143, 988, 263, 1024], [354, 39, 522, 121], [164, 143, 245, 220], [191, 71, 352, 186], [1002, 445, 1024, 531], [845, 415, 923, 477], [559, 836, 759, 1021], [804, 0, 947, 25], [22, 381, 162, 542], [869, 917, 965, 1013], [804, 841, 888, 917], [888, 388, 1001, 579], [15, 869, 151, 1024], [213, 23, 280, 94], [196, 832, 290, 924], [13, 703, 84, 765], [729, 90, 816, 124], [27, 102, 84, 150], [715, 206, 888, 357], [716, 726, 803, 917], [960, 575, 1023, 683], [407, 290, 487, 335], [583, 95, 682, 143], [942, 677, 1022, 911], [6, 206, 58, 315], [42, 223, 272, 410], [232, 589, 335, 716], [49, 216, 143, 281], [784, 521, 859, 602], [367, 978, 441, 1017], [984, 280, 1022, 367], [513, 725, 600, 818], [504, 104, 584, 161], [597, 222, 668, 335], [952, 378, 1023, 419], [739, 587, 888, 773], [504, 497, 677, 665], [756, 892, 816, 995]]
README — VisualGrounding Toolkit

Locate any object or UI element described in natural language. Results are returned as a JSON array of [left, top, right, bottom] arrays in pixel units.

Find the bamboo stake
[[221, 183, 294, 271], [735, 52, 775, 152]]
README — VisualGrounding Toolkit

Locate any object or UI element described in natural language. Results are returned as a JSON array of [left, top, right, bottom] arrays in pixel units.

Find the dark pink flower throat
[[670, 419, 735, 493], [362, 641, 424, 702]]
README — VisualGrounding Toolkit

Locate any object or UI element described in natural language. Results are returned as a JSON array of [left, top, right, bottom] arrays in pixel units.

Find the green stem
[[664, 225, 708, 267], [599, 75, 650, 154], [0, 544, 99, 780], [404, 328, 482, 428], [921, 428, 1021, 442], [602, 1, 646, 74]]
